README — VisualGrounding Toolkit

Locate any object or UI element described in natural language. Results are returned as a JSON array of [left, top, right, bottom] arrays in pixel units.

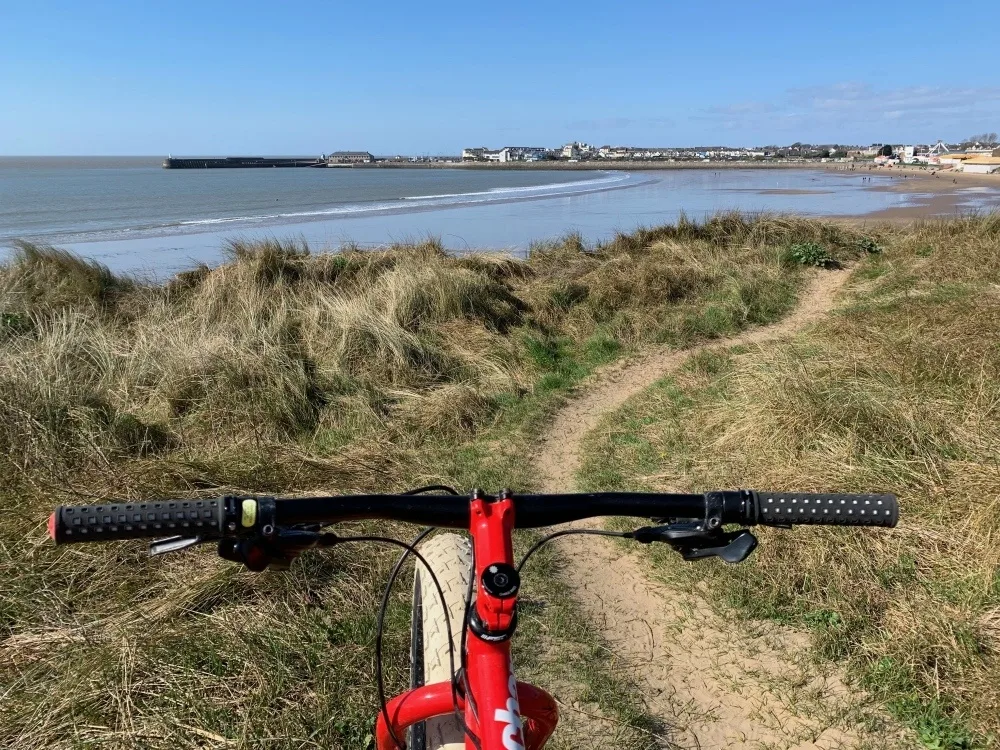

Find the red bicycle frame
[[375, 494, 559, 750]]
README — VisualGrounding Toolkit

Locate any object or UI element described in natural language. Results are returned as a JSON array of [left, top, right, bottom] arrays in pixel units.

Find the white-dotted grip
[[757, 493, 898, 527]]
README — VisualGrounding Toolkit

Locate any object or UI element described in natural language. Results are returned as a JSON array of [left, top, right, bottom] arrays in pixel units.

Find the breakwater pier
[[162, 156, 325, 169]]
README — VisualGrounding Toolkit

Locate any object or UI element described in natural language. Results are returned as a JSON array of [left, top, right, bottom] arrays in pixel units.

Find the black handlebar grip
[[49, 498, 228, 544], [755, 492, 898, 527]]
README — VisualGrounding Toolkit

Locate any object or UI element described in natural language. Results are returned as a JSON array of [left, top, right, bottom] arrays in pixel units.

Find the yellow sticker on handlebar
[[241, 499, 257, 528]]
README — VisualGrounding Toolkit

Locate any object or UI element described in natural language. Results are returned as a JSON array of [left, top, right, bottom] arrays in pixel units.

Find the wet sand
[[426, 160, 1000, 220], [823, 165, 1000, 220], [724, 188, 834, 195]]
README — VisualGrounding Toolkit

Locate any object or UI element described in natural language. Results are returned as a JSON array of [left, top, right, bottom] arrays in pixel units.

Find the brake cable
[[263, 483, 476, 749], [320, 532, 459, 750], [394, 485, 481, 748], [368, 484, 465, 750], [373, 526, 436, 749], [516, 528, 630, 573], [264, 487, 618, 747]]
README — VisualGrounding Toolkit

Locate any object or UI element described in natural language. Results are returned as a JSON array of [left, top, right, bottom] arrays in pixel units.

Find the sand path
[[532, 269, 907, 749]]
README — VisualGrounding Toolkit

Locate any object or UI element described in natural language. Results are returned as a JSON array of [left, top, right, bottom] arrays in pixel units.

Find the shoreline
[[7, 167, 1000, 276], [844, 165, 1000, 220], [9, 171, 650, 248], [369, 159, 1000, 180], [371, 160, 1000, 220], [367, 160, 844, 171]]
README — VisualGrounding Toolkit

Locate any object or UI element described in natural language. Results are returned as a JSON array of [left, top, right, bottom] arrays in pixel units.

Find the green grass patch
[[784, 241, 837, 268]]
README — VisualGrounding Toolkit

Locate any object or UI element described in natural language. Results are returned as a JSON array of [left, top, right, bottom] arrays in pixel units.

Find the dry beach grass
[[580, 215, 1000, 748], [0, 214, 990, 748]]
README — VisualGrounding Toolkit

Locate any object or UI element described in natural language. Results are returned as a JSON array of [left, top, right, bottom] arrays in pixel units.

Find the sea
[[3, 157, 999, 276]]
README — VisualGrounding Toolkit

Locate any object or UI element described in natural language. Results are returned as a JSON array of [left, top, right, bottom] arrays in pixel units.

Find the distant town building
[[457, 139, 976, 166], [327, 151, 374, 164], [463, 146, 546, 162], [504, 146, 546, 162], [961, 156, 1000, 174], [939, 153, 973, 168], [900, 145, 936, 164], [967, 142, 996, 154], [598, 146, 630, 159], [560, 142, 596, 159]]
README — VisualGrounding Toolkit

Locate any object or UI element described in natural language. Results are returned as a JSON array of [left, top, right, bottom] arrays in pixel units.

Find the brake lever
[[677, 530, 758, 563], [149, 535, 204, 556], [217, 528, 340, 571], [629, 523, 759, 564]]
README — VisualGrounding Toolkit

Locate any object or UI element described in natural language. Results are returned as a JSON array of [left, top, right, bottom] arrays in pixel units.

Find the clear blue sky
[[2, 0, 997, 155]]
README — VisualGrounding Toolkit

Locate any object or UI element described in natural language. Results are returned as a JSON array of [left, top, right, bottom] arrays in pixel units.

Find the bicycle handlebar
[[48, 490, 898, 545]]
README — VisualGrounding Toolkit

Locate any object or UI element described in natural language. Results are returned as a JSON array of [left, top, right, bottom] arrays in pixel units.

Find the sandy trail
[[533, 270, 905, 749]]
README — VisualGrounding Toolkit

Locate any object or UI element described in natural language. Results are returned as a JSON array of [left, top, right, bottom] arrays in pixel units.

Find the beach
[[821, 163, 1000, 219], [3, 159, 999, 275]]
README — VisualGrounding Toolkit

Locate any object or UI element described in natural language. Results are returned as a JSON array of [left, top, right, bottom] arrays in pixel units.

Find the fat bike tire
[[408, 533, 472, 750]]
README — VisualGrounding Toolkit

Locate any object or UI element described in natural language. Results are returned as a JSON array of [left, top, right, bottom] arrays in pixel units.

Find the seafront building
[[463, 146, 547, 162], [960, 151, 1000, 174], [327, 151, 375, 164]]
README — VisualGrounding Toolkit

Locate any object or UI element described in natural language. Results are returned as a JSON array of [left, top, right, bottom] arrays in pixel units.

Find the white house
[[598, 146, 630, 159], [961, 156, 1000, 174], [470, 146, 547, 163]]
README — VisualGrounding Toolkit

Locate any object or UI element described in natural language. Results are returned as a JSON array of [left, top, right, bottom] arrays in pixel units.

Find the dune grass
[[0, 214, 879, 748], [578, 214, 1000, 749]]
